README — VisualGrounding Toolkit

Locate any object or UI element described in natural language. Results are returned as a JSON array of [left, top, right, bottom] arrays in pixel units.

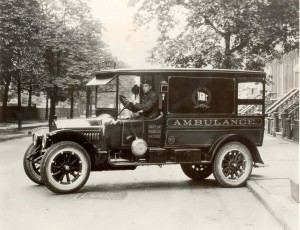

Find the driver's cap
[[142, 79, 152, 85]]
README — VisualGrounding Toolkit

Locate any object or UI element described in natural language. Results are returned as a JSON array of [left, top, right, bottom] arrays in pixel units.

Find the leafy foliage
[[0, 0, 119, 121], [0, 0, 44, 122], [130, 0, 299, 70]]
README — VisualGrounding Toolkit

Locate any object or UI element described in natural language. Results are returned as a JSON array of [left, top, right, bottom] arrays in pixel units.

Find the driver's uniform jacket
[[133, 90, 159, 118]]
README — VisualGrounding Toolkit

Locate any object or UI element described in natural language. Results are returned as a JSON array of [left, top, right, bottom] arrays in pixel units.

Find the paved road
[[0, 137, 282, 230]]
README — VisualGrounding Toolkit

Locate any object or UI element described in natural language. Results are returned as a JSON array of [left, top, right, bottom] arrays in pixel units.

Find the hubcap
[[64, 165, 71, 171], [192, 164, 207, 172]]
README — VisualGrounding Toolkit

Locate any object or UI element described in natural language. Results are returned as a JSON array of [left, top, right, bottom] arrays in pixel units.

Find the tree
[[37, 0, 101, 123], [0, 0, 119, 125], [130, 0, 299, 70], [0, 0, 42, 127]]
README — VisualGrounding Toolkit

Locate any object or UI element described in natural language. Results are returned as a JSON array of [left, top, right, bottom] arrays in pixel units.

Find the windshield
[[95, 74, 141, 118], [97, 78, 116, 108]]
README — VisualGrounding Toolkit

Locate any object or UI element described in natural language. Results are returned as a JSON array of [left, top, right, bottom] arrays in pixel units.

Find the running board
[[109, 161, 177, 166]]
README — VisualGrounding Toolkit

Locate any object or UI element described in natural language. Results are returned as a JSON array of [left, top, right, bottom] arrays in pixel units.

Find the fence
[[0, 104, 80, 121]]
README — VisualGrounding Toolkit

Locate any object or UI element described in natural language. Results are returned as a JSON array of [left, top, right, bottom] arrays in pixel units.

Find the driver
[[125, 79, 159, 119]]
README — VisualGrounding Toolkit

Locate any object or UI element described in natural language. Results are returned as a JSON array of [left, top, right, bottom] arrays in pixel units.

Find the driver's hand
[[124, 98, 130, 104], [132, 110, 143, 117]]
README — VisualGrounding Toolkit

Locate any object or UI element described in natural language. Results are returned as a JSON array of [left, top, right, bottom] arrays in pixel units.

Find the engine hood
[[55, 119, 99, 129], [54, 114, 115, 130]]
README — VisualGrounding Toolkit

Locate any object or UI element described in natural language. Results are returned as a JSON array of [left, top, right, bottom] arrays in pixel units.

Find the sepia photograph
[[0, 0, 298, 229]]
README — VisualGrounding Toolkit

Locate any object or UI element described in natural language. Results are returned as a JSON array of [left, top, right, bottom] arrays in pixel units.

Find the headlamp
[[33, 134, 40, 146], [41, 135, 47, 149], [32, 134, 36, 145]]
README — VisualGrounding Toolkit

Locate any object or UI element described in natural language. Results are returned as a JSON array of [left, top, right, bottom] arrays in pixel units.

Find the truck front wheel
[[213, 142, 253, 187], [40, 141, 91, 194], [23, 144, 44, 185]]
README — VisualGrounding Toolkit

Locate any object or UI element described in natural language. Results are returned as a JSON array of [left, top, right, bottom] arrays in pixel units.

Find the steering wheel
[[119, 95, 132, 110]]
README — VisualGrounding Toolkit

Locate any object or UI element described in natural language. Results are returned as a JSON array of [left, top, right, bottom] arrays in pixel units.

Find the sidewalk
[[0, 121, 48, 141], [247, 134, 299, 230], [0, 122, 299, 229], [247, 179, 298, 230]]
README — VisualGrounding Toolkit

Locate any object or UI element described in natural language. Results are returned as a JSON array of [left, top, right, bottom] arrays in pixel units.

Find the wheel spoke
[[71, 166, 80, 171], [235, 154, 243, 162], [53, 169, 64, 176], [59, 173, 65, 182], [33, 155, 43, 163], [234, 171, 239, 178], [222, 167, 230, 176], [227, 173, 233, 179], [70, 171, 77, 177], [70, 159, 79, 166], [55, 160, 64, 167], [67, 152, 72, 163], [222, 162, 229, 167], [63, 153, 68, 164], [52, 165, 61, 169], [66, 173, 71, 183], [223, 156, 230, 163]]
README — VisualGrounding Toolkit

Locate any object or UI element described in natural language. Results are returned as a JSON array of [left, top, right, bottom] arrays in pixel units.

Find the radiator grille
[[81, 131, 103, 149]]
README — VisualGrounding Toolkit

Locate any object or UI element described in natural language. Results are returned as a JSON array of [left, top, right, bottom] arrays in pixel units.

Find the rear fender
[[208, 134, 264, 164]]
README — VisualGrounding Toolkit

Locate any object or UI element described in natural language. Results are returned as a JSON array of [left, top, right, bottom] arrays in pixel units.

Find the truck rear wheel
[[40, 141, 91, 194], [213, 142, 253, 187], [181, 164, 213, 180]]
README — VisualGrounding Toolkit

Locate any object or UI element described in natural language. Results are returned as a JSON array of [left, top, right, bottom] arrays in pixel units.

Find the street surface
[[0, 136, 292, 230]]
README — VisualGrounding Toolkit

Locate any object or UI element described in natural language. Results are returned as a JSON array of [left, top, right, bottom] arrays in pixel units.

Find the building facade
[[265, 49, 299, 141]]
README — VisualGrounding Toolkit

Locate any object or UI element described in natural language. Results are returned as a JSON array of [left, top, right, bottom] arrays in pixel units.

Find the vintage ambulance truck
[[23, 69, 266, 194]]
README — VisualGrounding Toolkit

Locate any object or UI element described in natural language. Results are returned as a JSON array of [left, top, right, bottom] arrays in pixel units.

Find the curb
[[290, 178, 299, 203], [247, 180, 297, 230], [0, 134, 30, 142]]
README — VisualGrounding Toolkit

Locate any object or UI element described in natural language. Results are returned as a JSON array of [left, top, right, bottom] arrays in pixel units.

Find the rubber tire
[[181, 164, 213, 180], [40, 141, 91, 194], [213, 142, 253, 188], [23, 143, 44, 185]]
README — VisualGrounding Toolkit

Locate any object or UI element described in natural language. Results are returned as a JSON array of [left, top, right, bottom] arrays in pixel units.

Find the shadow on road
[[80, 179, 219, 194]]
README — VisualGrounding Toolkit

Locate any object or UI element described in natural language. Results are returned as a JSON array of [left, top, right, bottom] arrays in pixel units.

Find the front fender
[[45, 130, 98, 156], [208, 134, 264, 164]]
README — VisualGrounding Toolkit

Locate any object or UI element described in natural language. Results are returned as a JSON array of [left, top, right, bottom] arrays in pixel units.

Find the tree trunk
[[224, 33, 231, 69], [45, 95, 49, 120], [17, 74, 22, 130], [86, 87, 91, 118], [28, 84, 32, 109], [1, 74, 11, 122], [27, 83, 32, 120], [70, 88, 74, 119], [49, 86, 57, 126]]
